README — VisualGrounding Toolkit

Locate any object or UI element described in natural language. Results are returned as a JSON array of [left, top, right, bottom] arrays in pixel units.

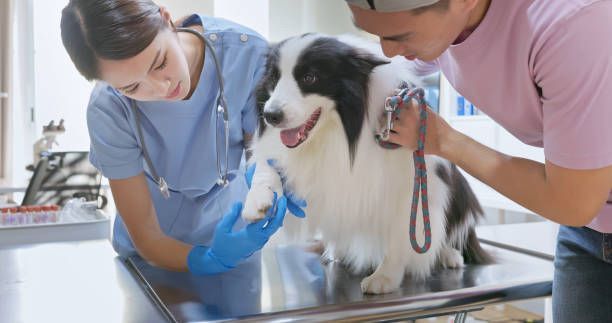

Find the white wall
[[156, 0, 214, 20], [269, 0, 360, 41], [10, 0, 36, 187], [214, 0, 270, 38]]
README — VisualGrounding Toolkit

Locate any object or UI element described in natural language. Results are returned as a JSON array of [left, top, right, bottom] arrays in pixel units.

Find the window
[[33, 0, 94, 153], [0, 0, 12, 184]]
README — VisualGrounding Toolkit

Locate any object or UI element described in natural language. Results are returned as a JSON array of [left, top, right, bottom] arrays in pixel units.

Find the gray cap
[[346, 0, 440, 12]]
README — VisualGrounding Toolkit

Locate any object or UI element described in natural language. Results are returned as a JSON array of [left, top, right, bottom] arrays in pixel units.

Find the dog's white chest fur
[[243, 34, 486, 294]]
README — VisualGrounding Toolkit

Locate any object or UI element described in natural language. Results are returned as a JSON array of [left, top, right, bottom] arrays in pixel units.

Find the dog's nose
[[264, 108, 284, 126]]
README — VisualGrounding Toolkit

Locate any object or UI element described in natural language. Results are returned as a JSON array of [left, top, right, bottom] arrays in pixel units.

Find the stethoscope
[[131, 27, 230, 199]]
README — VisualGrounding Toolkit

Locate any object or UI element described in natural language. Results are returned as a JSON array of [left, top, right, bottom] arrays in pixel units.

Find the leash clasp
[[380, 97, 397, 141], [378, 84, 412, 142]]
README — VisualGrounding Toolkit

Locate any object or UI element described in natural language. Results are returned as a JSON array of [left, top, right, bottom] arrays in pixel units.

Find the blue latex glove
[[245, 160, 307, 218], [187, 194, 287, 275]]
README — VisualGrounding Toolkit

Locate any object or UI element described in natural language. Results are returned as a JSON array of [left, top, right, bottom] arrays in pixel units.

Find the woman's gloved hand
[[245, 160, 307, 218], [187, 193, 287, 275]]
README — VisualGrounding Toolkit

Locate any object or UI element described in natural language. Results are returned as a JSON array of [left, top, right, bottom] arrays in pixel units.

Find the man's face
[[349, 2, 471, 61]]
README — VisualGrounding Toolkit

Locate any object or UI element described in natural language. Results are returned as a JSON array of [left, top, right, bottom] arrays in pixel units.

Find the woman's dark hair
[[60, 0, 167, 81]]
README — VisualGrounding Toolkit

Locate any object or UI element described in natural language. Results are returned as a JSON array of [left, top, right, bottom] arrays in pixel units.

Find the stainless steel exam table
[[1, 235, 553, 322], [126, 242, 553, 322]]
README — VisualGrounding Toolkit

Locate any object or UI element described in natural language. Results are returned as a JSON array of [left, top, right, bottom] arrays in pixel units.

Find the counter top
[[0, 240, 167, 323]]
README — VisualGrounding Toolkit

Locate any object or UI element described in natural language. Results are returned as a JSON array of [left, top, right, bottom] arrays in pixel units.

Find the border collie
[[243, 34, 491, 294]]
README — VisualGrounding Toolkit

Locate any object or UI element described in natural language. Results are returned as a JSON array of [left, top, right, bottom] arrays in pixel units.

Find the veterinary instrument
[[131, 28, 230, 199], [376, 83, 432, 253]]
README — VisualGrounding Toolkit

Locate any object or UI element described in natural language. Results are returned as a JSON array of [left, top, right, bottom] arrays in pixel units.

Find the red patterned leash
[[375, 84, 431, 253]]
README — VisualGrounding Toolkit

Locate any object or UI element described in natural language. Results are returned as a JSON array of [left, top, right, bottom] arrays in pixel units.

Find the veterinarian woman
[[60, 0, 305, 275], [346, 0, 612, 321]]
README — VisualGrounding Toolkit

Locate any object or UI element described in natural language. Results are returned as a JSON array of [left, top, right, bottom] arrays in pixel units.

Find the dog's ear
[[300, 32, 317, 38], [351, 51, 390, 73], [254, 43, 282, 138], [333, 51, 389, 166]]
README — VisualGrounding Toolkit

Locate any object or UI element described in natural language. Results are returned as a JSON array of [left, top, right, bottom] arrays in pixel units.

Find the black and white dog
[[243, 34, 491, 294]]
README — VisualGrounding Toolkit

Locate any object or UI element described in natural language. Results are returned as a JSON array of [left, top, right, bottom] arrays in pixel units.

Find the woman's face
[[98, 23, 192, 101]]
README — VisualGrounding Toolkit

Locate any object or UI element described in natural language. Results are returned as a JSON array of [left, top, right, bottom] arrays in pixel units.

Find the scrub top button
[[240, 34, 248, 42], [209, 33, 218, 42]]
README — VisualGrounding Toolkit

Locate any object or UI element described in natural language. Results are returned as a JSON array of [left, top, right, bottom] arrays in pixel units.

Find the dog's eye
[[303, 73, 317, 85]]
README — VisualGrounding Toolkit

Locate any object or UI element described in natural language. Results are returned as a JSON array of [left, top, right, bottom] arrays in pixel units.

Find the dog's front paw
[[360, 272, 402, 294], [440, 247, 465, 269], [242, 186, 275, 222]]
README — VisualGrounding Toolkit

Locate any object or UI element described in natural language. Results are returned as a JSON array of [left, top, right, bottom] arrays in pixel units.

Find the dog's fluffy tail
[[462, 227, 494, 264], [437, 162, 494, 264]]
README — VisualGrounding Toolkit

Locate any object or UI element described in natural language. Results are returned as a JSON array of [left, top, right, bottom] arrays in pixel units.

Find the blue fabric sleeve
[[87, 85, 144, 179]]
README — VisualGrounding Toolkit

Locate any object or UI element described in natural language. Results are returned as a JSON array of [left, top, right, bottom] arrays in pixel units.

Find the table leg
[[454, 311, 468, 323]]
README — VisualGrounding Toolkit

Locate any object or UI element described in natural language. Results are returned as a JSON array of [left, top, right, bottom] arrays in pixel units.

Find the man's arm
[[110, 173, 191, 271], [442, 129, 612, 226], [389, 105, 612, 226]]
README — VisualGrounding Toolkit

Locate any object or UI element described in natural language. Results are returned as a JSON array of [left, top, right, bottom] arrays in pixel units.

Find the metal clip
[[216, 176, 228, 187], [158, 177, 170, 199], [380, 97, 397, 141]]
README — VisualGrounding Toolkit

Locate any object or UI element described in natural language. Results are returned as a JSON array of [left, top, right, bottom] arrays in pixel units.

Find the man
[[345, 0, 612, 322]]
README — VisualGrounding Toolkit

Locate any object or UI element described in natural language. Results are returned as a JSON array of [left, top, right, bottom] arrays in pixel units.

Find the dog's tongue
[[280, 125, 305, 148]]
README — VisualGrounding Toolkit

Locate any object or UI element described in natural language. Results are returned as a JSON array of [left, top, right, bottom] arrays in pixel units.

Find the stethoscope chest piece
[[158, 177, 170, 199], [216, 177, 228, 187]]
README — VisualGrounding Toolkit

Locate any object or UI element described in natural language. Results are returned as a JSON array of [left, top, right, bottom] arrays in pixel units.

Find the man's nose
[[380, 39, 402, 58]]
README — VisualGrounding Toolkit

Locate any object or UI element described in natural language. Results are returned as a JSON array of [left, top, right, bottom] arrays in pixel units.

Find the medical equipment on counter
[[132, 28, 230, 199], [1, 198, 99, 227], [375, 83, 432, 253], [0, 201, 110, 246], [31, 119, 66, 167], [22, 151, 104, 207], [1, 205, 61, 226]]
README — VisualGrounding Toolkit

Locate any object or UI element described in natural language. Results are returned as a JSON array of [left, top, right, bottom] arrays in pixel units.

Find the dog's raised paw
[[360, 273, 401, 294], [242, 187, 275, 222]]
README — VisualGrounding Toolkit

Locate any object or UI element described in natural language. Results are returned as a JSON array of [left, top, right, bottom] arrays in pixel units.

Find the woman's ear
[[159, 6, 174, 29]]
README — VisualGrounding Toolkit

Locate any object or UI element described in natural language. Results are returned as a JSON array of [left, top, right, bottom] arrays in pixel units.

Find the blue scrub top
[[86, 15, 268, 257]]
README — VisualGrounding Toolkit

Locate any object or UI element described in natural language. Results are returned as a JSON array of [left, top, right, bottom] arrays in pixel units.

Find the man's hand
[[385, 99, 453, 156]]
